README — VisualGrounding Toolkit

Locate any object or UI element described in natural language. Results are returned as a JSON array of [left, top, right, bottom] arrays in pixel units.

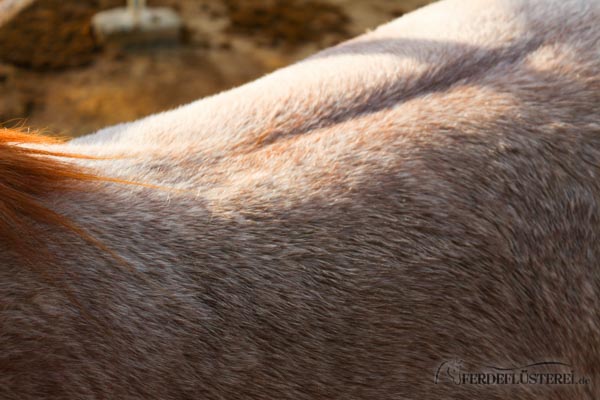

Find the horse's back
[[1, 0, 599, 399]]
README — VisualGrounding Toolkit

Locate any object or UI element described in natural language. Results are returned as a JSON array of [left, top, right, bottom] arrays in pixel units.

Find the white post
[[127, 0, 146, 24]]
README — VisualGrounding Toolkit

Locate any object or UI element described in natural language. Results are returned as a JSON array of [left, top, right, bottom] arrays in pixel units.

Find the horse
[[1, 0, 598, 398]]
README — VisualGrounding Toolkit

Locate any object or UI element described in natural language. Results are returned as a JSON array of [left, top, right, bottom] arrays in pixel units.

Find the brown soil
[[0, 0, 122, 69], [225, 0, 349, 47]]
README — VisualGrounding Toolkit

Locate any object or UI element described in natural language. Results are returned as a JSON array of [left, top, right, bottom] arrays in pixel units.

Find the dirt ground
[[0, 0, 435, 137]]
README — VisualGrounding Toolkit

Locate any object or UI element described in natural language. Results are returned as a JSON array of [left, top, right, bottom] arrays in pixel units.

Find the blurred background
[[0, 0, 436, 137]]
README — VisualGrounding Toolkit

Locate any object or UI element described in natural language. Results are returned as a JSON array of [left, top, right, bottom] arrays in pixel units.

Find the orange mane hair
[[0, 128, 108, 258]]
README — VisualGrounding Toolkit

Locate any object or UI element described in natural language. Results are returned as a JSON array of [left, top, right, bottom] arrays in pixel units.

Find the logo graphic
[[434, 359, 590, 386]]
